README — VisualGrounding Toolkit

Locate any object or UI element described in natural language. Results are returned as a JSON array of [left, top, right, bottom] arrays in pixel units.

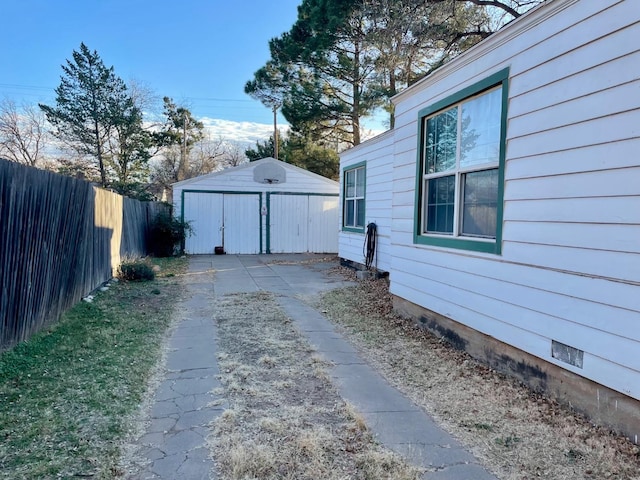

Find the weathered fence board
[[0, 158, 166, 350]]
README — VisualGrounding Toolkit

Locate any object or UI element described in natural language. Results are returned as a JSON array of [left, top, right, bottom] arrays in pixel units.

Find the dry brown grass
[[208, 291, 422, 480], [318, 269, 640, 480]]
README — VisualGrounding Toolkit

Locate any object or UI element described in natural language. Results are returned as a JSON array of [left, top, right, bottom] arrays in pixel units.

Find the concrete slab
[[166, 348, 217, 371], [331, 363, 422, 413], [366, 410, 456, 445], [128, 255, 496, 480], [128, 263, 220, 479]]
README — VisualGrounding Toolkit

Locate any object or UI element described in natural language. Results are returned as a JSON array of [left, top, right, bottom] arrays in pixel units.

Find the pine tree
[[40, 43, 144, 188]]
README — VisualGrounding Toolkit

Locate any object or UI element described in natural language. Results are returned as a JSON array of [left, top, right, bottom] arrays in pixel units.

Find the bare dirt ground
[[317, 267, 640, 480], [208, 291, 422, 479]]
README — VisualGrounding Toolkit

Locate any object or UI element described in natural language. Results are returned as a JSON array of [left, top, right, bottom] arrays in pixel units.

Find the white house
[[339, 0, 640, 440], [174, 158, 339, 254]]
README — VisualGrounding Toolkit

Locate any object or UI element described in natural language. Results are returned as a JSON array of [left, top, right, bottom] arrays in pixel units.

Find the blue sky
[[0, 0, 302, 143]]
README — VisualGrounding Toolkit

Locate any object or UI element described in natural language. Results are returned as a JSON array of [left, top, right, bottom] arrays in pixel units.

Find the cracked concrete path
[[128, 254, 496, 480], [128, 260, 225, 480]]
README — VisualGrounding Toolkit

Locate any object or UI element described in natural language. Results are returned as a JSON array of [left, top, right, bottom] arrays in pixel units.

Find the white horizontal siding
[[508, 80, 640, 141], [506, 138, 640, 180], [339, 132, 393, 272], [502, 243, 639, 284], [503, 222, 640, 254], [505, 166, 640, 200], [506, 111, 640, 160], [509, 51, 640, 119], [509, 18, 640, 100], [390, 251, 640, 401], [505, 197, 640, 225], [381, 0, 640, 401], [391, 252, 640, 348]]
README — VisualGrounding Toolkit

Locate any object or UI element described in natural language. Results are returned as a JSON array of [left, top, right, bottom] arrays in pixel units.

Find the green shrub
[[147, 211, 192, 257], [118, 261, 156, 281]]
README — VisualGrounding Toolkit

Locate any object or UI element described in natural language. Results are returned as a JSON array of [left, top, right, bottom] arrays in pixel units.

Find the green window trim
[[342, 161, 366, 233], [413, 67, 509, 255]]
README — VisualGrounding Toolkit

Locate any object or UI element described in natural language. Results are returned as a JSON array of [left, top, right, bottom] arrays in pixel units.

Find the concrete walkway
[[129, 254, 496, 480]]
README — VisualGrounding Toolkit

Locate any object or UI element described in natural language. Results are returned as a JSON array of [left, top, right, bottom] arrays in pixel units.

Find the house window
[[415, 68, 509, 254], [343, 163, 365, 231]]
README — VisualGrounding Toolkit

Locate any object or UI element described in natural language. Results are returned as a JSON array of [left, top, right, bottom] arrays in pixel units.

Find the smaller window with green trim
[[343, 164, 366, 231], [415, 68, 508, 254]]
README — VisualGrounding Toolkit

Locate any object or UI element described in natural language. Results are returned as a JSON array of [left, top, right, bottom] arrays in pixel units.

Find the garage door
[[183, 192, 261, 254], [268, 193, 338, 254]]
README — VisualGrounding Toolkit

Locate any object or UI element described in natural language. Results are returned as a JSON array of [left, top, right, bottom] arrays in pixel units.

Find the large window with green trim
[[343, 163, 366, 231], [415, 68, 508, 254]]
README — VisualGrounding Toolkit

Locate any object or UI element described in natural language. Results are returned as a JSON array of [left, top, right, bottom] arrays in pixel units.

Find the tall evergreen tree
[[247, 0, 542, 141], [107, 103, 153, 197], [153, 97, 204, 181], [259, 0, 381, 147], [40, 43, 139, 187], [245, 135, 279, 162]]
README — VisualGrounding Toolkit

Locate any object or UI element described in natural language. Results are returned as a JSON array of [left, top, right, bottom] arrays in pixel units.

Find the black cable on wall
[[363, 222, 377, 270]]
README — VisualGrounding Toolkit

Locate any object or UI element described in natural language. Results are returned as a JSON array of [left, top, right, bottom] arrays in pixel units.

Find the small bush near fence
[[118, 261, 156, 281], [147, 211, 192, 257]]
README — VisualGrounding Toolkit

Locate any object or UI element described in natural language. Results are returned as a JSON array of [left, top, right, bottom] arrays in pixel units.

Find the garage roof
[[172, 157, 338, 188]]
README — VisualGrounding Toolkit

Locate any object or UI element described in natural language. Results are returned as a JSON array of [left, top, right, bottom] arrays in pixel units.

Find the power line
[[0, 83, 257, 104], [0, 83, 54, 91], [0, 83, 278, 123]]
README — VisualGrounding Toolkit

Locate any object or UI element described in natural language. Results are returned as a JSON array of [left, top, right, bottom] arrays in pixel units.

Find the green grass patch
[[150, 256, 188, 278], [0, 257, 187, 479]]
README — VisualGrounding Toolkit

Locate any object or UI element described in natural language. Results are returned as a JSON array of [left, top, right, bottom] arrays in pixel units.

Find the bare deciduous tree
[[190, 136, 227, 177], [0, 99, 49, 166], [220, 142, 247, 168]]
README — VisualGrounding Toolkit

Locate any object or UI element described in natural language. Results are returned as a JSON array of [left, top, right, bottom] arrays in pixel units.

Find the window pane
[[345, 170, 355, 198], [460, 88, 502, 168], [355, 167, 365, 197], [425, 107, 457, 174], [345, 199, 355, 226], [356, 199, 365, 227], [461, 169, 498, 238], [425, 175, 455, 234]]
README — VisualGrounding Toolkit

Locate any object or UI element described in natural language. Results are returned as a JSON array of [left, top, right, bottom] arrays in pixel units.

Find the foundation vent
[[551, 340, 584, 368]]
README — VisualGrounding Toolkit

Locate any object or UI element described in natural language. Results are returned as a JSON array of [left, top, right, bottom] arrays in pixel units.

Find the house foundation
[[393, 295, 640, 444]]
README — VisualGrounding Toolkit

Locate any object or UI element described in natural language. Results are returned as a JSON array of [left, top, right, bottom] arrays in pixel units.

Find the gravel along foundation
[[209, 291, 422, 480], [318, 270, 640, 480]]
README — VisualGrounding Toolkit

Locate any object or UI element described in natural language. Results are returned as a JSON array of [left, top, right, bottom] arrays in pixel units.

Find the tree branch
[[458, 0, 521, 19]]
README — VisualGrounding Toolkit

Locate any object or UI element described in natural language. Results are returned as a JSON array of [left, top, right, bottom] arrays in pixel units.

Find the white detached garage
[[173, 158, 339, 254]]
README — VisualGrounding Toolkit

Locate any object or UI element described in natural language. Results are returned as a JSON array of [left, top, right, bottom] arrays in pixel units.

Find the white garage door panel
[[223, 194, 261, 254], [184, 193, 223, 254], [269, 194, 338, 253], [308, 196, 339, 253], [270, 195, 308, 253]]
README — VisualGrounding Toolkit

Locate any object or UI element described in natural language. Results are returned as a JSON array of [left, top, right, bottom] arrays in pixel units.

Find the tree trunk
[[94, 118, 107, 187], [352, 33, 362, 146], [389, 71, 396, 130]]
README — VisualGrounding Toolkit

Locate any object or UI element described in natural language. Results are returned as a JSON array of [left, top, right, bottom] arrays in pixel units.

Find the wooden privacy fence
[[0, 158, 167, 351]]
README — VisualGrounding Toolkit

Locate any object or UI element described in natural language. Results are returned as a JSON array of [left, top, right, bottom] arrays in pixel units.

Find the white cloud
[[197, 116, 387, 149], [199, 117, 288, 147]]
